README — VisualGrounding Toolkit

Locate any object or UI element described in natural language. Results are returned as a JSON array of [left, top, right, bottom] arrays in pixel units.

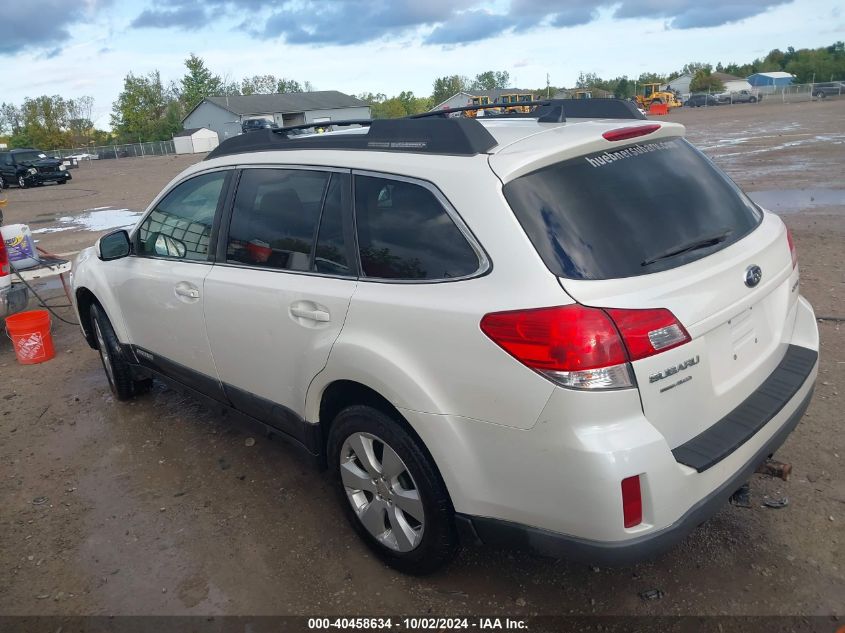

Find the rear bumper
[[407, 295, 819, 564], [455, 385, 814, 566], [0, 283, 28, 318]]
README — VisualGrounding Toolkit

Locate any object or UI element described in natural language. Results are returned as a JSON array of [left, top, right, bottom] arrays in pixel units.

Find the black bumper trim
[[456, 383, 814, 566], [672, 344, 818, 472]]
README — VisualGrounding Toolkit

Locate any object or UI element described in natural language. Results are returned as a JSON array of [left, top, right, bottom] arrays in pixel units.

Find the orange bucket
[[5, 309, 55, 364]]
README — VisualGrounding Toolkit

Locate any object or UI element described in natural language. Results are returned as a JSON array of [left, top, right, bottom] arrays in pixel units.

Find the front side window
[[227, 168, 330, 271], [137, 171, 227, 261], [353, 175, 481, 281]]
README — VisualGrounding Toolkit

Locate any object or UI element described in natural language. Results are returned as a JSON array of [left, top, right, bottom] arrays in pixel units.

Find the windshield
[[15, 151, 48, 162], [502, 138, 763, 280]]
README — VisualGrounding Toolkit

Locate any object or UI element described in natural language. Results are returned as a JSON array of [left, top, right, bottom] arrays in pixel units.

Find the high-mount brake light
[[480, 305, 690, 390], [786, 229, 798, 269], [602, 124, 661, 142]]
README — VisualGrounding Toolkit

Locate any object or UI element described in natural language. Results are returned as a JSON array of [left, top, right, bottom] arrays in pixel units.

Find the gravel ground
[[0, 99, 842, 617]]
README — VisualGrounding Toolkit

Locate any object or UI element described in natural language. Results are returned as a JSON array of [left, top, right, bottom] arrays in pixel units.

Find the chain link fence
[[753, 82, 844, 103], [52, 140, 176, 162], [680, 82, 843, 106]]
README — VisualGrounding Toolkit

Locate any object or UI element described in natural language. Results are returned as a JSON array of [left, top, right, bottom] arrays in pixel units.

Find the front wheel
[[814, 91, 826, 98], [328, 405, 459, 574], [90, 303, 151, 400], [17, 176, 27, 189], [749, 96, 757, 103]]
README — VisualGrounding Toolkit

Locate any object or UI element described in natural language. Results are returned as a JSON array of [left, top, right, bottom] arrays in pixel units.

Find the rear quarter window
[[503, 138, 762, 280]]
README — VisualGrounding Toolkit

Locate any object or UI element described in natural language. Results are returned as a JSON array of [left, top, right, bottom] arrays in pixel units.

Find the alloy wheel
[[339, 432, 425, 552]]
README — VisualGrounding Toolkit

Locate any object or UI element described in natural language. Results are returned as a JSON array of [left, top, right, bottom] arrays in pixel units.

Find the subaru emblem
[[745, 265, 762, 288]]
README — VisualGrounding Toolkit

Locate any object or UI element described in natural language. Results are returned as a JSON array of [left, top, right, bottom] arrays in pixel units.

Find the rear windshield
[[503, 138, 762, 280]]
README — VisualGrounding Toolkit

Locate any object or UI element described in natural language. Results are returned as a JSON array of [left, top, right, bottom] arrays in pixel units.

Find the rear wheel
[[814, 91, 826, 98], [90, 303, 151, 400], [749, 96, 757, 103], [328, 405, 459, 574]]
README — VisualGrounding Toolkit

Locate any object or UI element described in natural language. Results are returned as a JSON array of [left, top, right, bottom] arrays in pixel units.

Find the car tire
[[749, 97, 757, 103], [814, 91, 826, 99], [58, 179, 67, 185], [90, 303, 152, 400], [327, 405, 459, 575], [17, 176, 27, 189]]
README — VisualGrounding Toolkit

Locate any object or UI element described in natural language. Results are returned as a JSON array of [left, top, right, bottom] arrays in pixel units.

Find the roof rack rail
[[272, 119, 373, 136], [206, 117, 498, 160], [414, 98, 644, 122], [203, 98, 644, 161], [410, 100, 552, 119]]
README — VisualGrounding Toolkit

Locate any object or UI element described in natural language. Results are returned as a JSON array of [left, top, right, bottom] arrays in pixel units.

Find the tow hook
[[755, 458, 792, 481]]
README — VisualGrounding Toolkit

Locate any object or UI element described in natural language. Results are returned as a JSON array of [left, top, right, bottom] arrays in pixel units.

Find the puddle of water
[[748, 188, 845, 214], [32, 207, 142, 234]]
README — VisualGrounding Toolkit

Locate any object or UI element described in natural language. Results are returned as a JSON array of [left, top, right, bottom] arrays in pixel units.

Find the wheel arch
[[319, 380, 416, 452], [75, 286, 101, 349], [315, 379, 452, 495]]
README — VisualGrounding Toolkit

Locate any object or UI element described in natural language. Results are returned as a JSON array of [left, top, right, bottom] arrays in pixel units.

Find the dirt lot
[[0, 99, 843, 617]]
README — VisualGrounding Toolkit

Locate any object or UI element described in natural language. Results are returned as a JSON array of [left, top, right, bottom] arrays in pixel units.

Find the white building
[[712, 73, 753, 93], [182, 92, 371, 141], [663, 73, 693, 96], [173, 128, 220, 154]]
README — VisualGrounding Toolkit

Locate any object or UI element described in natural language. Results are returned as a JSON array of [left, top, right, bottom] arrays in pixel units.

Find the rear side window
[[503, 138, 762, 280], [354, 175, 480, 280], [227, 169, 330, 271]]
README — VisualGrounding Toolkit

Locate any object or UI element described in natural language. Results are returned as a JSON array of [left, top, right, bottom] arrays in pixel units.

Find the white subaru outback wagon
[[72, 100, 818, 574]]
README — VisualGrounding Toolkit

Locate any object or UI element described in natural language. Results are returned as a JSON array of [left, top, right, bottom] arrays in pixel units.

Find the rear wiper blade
[[641, 229, 732, 267]]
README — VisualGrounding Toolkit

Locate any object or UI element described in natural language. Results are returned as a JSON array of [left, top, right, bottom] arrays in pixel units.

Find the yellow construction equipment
[[466, 93, 535, 117], [499, 93, 535, 113], [636, 83, 683, 110]]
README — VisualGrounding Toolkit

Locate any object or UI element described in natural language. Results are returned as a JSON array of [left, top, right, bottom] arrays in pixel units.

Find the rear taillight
[[0, 236, 9, 277], [786, 229, 797, 269], [602, 124, 661, 142], [604, 308, 691, 361], [480, 305, 690, 390], [621, 475, 643, 528]]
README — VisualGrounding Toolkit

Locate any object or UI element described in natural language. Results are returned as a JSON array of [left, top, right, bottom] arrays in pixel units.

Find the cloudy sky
[[3, 0, 842, 126]]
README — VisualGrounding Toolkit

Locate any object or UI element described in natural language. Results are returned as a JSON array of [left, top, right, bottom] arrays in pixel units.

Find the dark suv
[[684, 93, 720, 107], [241, 118, 278, 133], [0, 148, 71, 188], [812, 82, 844, 98]]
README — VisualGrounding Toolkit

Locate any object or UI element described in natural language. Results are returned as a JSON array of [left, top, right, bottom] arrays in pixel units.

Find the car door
[[106, 169, 232, 399], [0, 153, 14, 182], [203, 167, 358, 436]]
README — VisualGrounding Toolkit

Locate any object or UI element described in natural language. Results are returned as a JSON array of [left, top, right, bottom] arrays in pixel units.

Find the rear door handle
[[290, 306, 330, 322]]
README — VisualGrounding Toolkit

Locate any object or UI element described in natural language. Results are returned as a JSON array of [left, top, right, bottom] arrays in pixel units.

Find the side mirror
[[153, 233, 187, 259], [98, 229, 131, 261]]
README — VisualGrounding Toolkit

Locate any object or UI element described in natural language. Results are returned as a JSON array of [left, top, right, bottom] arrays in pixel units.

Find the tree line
[[1, 41, 842, 150]]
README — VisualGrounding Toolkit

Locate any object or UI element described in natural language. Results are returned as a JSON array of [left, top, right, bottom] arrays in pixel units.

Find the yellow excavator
[[636, 83, 683, 110]]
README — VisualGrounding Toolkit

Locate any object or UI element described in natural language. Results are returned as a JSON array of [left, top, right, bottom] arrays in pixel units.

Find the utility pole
[[546, 73, 550, 99]]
